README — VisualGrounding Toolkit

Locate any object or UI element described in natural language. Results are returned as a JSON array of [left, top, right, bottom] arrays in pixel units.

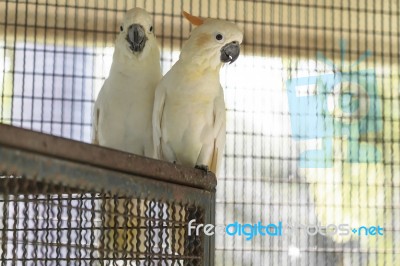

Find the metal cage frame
[[0, 124, 216, 265]]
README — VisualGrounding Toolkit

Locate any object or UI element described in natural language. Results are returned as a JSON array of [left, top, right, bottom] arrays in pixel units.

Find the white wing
[[152, 83, 167, 160]]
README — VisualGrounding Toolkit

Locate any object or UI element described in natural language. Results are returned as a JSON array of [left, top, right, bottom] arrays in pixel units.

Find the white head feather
[[180, 13, 243, 70], [114, 8, 159, 62]]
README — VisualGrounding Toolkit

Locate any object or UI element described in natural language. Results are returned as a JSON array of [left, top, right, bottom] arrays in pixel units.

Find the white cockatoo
[[153, 11, 243, 175], [92, 7, 161, 158], [91, 8, 162, 261]]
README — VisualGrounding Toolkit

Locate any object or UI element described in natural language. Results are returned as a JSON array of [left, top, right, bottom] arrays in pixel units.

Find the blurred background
[[0, 0, 399, 265]]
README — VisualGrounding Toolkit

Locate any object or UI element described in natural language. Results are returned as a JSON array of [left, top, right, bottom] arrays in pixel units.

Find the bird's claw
[[195, 164, 209, 173]]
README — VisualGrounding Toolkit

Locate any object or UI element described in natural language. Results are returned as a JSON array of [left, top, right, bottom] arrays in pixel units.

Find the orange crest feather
[[182, 11, 204, 26]]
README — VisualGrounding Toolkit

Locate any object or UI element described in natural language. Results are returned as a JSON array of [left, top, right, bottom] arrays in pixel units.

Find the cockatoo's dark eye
[[120, 26, 123, 32], [215, 33, 223, 41], [149, 26, 153, 32]]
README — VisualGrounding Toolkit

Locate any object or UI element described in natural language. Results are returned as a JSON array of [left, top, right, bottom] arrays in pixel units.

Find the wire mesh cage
[[0, 183, 205, 265], [0, 0, 399, 265], [0, 187, 207, 265], [0, 125, 216, 265]]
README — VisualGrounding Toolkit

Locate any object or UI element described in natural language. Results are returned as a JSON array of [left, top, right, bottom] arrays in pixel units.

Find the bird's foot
[[195, 164, 209, 173]]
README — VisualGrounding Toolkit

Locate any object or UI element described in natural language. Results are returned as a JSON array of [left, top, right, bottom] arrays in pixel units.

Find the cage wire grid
[[0, 129, 214, 265], [0, 0, 399, 265], [0, 177, 206, 265]]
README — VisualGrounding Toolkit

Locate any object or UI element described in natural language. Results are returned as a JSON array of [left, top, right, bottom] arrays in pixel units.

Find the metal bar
[[0, 146, 212, 205], [208, 189, 216, 266], [0, 124, 217, 191]]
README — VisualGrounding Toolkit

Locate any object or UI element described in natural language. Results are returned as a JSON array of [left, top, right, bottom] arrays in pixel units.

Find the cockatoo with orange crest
[[153, 11, 243, 175], [92, 7, 161, 158]]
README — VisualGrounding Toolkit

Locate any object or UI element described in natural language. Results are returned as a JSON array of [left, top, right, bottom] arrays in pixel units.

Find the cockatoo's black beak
[[220, 41, 240, 64], [126, 24, 147, 52]]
